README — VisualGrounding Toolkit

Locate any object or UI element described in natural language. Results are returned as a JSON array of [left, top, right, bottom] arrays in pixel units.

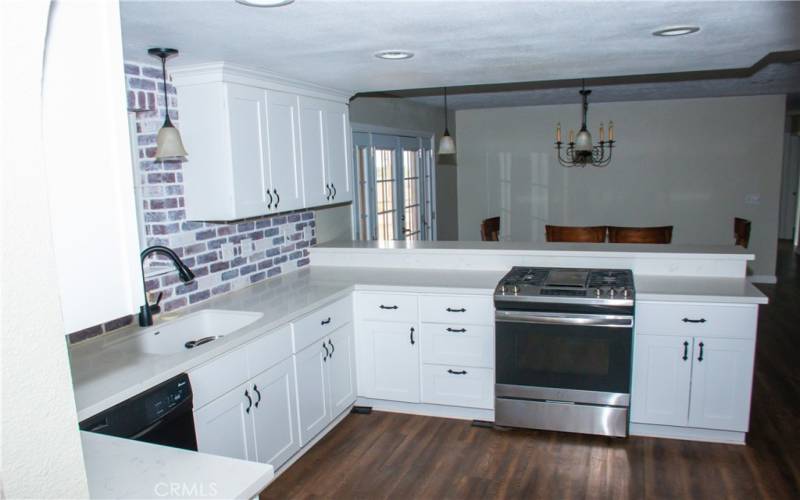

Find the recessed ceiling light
[[374, 50, 414, 60], [652, 26, 700, 37], [235, 0, 294, 7]]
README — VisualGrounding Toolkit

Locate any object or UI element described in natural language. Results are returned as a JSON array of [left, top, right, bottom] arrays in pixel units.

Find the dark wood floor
[[262, 241, 800, 499]]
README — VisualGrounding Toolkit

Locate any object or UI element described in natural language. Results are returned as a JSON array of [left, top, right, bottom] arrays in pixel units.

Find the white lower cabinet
[[194, 358, 300, 469], [632, 301, 758, 435], [194, 381, 255, 462], [420, 365, 493, 409], [357, 321, 420, 403], [294, 339, 331, 444], [687, 337, 755, 431], [631, 335, 693, 427], [294, 322, 357, 445], [250, 358, 301, 467]]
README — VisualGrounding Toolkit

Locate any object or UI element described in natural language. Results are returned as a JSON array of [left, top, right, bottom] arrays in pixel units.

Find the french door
[[352, 131, 436, 241]]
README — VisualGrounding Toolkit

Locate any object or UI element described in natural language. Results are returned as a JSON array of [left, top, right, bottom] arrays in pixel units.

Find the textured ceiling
[[120, 0, 800, 97]]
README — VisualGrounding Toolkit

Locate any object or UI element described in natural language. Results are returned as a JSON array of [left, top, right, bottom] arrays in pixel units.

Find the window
[[352, 130, 436, 241]]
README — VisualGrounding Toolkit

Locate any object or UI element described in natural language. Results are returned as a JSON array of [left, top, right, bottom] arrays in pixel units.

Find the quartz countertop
[[70, 265, 766, 422], [81, 431, 274, 499], [314, 240, 756, 260]]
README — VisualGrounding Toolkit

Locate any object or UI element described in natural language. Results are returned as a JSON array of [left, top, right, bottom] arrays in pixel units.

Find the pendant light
[[438, 87, 456, 155], [148, 48, 188, 160]]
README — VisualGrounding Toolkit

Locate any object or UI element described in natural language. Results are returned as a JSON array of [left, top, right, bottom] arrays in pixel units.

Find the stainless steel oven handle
[[495, 310, 633, 328]]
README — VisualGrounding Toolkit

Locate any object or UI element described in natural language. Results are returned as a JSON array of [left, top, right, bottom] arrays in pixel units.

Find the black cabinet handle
[[273, 189, 280, 208], [253, 384, 261, 408], [447, 369, 467, 375], [682, 318, 706, 324], [321, 317, 332, 326], [410, 327, 415, 345], [322, 341, 329, 361], [325, 184, 331, 200], [244, 389, 252, 413], [697, 342, 704, 362], [446, 327, 467, 333], [682, 341, 689, 361], [446, 307, 466, 313], [266, 190, 273, 209], [331, 183, 337, 199], [328, 339, 334, 357], [379, 305, 398, 310]]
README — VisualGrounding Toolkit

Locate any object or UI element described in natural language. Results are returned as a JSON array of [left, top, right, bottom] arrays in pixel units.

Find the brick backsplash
[[67, 61, 315, 344]]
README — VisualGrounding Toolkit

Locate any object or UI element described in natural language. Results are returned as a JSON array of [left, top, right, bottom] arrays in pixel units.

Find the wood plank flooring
[[262, 241, 800, 499]]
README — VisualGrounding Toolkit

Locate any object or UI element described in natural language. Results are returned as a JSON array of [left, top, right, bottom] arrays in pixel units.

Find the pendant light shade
[[148, 48, 188, 160], [438, 87, 456, 155]]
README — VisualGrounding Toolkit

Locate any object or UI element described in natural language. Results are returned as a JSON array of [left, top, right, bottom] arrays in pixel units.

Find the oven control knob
[[592, 287, 602, 297], [622, 288, 631, 298], [608, 287, 616, 298], [512, 284, 520, 295]]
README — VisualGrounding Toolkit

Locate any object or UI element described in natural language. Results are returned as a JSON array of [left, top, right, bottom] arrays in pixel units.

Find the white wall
[[1, 0, 90, 497], [313, 96, 458, 242], [456, 95, 786, 278]]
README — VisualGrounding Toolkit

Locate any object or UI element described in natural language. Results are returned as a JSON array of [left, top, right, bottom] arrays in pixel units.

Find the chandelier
[[555, 81, 615, 167]]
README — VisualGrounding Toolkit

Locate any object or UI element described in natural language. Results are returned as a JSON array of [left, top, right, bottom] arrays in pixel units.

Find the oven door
[[495, 310, 632, 405]]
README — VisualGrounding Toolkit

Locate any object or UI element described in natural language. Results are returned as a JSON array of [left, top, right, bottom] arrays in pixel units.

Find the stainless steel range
[[494, 267, 634, 437]]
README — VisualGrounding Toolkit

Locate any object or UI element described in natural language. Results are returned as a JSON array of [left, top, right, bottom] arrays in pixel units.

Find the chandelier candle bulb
[[599, 122, 605, 142], [568, 129, 575, 143], [556, 123, 562, 142], [609, 121, 614, 141]]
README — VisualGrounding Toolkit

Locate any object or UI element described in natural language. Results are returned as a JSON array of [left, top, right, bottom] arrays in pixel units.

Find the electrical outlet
[[303, 225, 313, 241], [240, 238, 253, 257], [745, 193, 761, 206], [221, 242, 235, 261], [254, 238, 268, 252]]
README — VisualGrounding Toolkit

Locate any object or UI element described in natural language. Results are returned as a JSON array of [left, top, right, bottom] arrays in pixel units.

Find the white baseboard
[[748, 275, 777, 284], [630, 422, 746, 445]]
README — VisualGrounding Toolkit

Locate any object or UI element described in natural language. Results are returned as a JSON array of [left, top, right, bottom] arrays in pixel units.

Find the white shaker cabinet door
[[225, 83, 270, 219], [298, 96, 329, 208], [326, 324, 357, 417], [294, 340, 332, 445], [688, 337, 755, 432], [631, 334, 692, 427], [193, 382, 256, 461], [249, 357, 301, 470], [322, 101, 352, 204], [265, 90, 303, 212], [359, 321, 420, 403]]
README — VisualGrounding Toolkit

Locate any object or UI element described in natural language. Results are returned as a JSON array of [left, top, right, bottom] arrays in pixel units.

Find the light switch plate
[[745, 193, 761, 205], [303, 226, 313, 240]]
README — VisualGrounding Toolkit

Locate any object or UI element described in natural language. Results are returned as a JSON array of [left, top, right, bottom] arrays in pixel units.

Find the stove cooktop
[[495, 266, 635, 305]]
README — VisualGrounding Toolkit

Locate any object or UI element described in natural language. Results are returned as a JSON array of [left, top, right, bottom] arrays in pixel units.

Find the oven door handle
[[495, 310, 633, 328]]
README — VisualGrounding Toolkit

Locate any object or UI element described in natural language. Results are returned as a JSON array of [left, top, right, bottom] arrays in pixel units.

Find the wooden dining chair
[[608, 226, 673, 244], [734, 218, 751, 248], [545, 225, 607, 243], [480, 217, 500, 241]]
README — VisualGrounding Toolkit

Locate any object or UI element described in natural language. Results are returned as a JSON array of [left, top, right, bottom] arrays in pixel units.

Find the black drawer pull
[[682, 341, 689, 361], [244, 389, 252, 413], [447, 369, 467, 375], [253, 384, 261, 408], [446, 328, 467, 333], [321, 317, 331, 326], [328, 339, 334, 357], [697, 342, 704, 362], [446, 307, 466, 313], [322, 341, 329, 361], [682, 317, 706, 323], [379, 305, 398, 310], [410, 327, 415, 345]]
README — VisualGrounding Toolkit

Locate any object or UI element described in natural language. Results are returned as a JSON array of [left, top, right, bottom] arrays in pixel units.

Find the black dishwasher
[[79, 373, 197, 451]]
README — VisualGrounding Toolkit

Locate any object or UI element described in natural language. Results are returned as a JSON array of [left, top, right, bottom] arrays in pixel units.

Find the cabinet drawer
[[190, 347, 249, 409], [421, 323, 493, 368], [292, 295, 353, 353], [636, 301, 758, 338], [420, 295, 494, 326], [421, 364, 494, 409], [356, 292, 418, 322], [246, 324, 293, 377]]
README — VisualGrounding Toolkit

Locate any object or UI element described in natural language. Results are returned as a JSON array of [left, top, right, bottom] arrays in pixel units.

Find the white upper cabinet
[[298, 96, 328, 208], [171, 63, 352, 220], [226, 83, 270, 219], [322, 100, 352, 204], [265, 90, 303, 212]]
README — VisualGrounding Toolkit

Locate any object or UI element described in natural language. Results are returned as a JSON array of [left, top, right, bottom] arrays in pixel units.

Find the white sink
[[131, 309, 263, 355]]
